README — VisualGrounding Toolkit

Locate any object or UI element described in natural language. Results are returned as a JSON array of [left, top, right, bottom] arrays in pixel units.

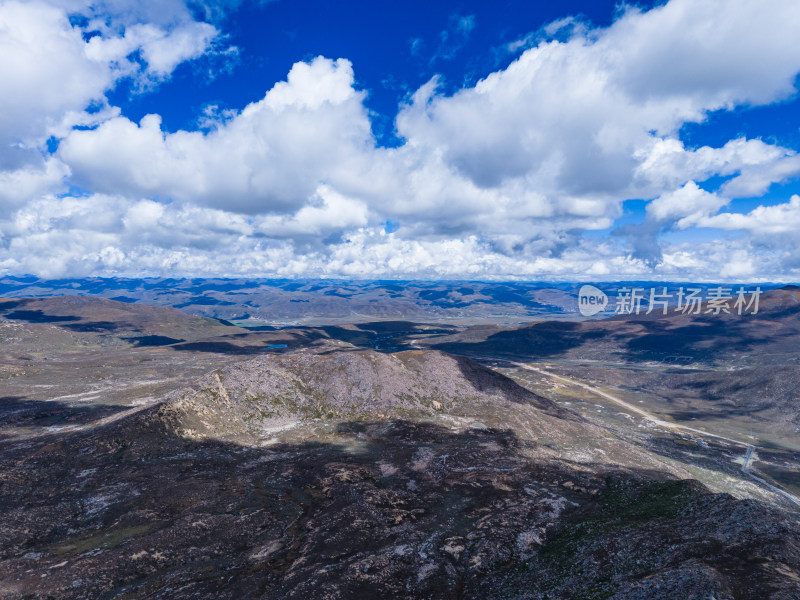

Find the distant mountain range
[[0, 276, 787, 326]]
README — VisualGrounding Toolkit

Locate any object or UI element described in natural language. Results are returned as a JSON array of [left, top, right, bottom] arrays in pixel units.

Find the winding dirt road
[[513, 362, 800, 508]]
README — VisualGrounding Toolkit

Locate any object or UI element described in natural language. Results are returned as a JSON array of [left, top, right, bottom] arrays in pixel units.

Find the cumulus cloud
[[0, 0, 223, 219], [1, 191, 797, 282], [647, 182, 728, 225], [0, 1, 115, 157], [85, 21, 219, 80], [0, 160, 70, 211], [255, 186, 369, 241], [59, 57, 374, 213], [634, 137, 799, 197], [0, 1, 220, 154], [616, 181, 730, 267], [0, 193, 646, 279], [396, 0, 800, 203], [3, 0, 800, 279], [691, 195, 800, 235]]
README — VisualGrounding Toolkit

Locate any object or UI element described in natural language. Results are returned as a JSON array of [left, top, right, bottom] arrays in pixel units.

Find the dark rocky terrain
[[2, 293, 800, 599], [4, 413, 799, 599]]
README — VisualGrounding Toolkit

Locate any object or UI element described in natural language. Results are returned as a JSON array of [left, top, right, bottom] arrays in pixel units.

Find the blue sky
[[114, 1, 662, 141], [1, 0, 800, 281]]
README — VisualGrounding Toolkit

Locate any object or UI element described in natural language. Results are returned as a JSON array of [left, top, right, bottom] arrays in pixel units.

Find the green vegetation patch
[[518, 478, 703, 596], [53, 524, 153, 555], [599, 478, 701, 523]]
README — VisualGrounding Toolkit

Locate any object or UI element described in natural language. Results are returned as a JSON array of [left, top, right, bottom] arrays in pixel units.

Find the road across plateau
[[512, 362, 800, 509]]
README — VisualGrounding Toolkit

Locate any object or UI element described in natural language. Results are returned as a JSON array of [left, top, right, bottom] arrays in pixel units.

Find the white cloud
[[721, 154, 800, 198], [0, 1, 113, 155], [0, 1, 220, 156], [0, 159, 70, 211], [122, 199, 165, 231], [0, 0, 223, 223], [647, 182, 728, 224], [633, 137, 797, 197], [2, 191, 798, 282], [85, 21, 219, 81], [256, 186, 369, 239], [692, 195, 800, 235], [396, 0, 800, 207], [608, 0, 800, 109], [59, 57, 374, 213]]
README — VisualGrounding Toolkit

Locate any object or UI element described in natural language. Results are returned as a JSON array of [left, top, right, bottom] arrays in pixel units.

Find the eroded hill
[[163, 346, 567, 441]]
